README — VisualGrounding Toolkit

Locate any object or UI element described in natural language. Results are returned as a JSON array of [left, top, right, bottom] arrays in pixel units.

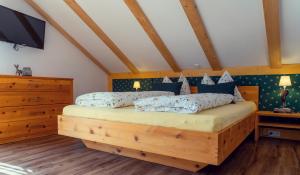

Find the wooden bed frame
[[58, 86, 259, 172]]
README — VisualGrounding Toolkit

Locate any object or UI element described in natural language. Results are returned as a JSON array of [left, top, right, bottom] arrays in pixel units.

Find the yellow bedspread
[[63, 101, 256, 132]]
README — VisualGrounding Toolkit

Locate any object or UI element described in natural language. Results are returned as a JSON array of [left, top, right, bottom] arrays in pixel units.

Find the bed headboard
[[191, 86, 259, 106]]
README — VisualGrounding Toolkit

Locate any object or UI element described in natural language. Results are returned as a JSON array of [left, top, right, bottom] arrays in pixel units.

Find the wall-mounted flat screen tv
[[0, 5, 46, 49]]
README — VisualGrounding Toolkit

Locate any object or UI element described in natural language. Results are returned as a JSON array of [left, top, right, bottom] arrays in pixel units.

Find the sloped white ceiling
[[195, 0, 269, 67], [30, 0, 300, 73], [35, 0, 129, 72], [77, 0, 172, 71], [281, 0, 300, 64], [137, 0, 210, 70]]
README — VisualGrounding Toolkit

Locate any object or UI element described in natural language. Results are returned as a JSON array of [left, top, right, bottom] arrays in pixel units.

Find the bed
[[58, 86, 259, 172]]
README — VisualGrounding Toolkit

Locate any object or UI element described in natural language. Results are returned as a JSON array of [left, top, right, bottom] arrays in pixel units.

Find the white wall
[[281, 0, 300, 64], [0, 0, 108, 98]]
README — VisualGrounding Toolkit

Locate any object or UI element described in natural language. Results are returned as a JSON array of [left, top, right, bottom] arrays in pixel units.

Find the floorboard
[[0, 135, 298, 175]]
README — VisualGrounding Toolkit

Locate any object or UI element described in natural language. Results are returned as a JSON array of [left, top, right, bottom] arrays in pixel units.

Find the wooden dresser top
[[0, 75, 73, 81]]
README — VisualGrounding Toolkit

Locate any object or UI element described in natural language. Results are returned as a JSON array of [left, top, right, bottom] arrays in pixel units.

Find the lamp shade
[[133, 81, 141, 89], [279, 76, 292, 87]]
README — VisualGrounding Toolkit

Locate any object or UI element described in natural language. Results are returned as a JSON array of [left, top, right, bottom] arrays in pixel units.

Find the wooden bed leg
[[82, 140, 207, 172]]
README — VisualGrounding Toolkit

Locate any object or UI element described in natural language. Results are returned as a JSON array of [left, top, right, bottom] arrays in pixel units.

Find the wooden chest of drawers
[[0, 75, 73, 144]]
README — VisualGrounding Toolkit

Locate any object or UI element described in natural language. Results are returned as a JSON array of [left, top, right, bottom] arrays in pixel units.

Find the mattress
[[63, 101, 256, 132]]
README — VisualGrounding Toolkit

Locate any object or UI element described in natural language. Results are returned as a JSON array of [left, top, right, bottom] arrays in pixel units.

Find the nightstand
[[255, 111, 300, 141]]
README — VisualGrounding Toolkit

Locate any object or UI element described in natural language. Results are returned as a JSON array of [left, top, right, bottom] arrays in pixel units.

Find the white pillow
[[162, 76, 172, 83], [217, 71, 244, 102], [201, 73, 215, 85], [76, 91, 174, 108], [178, 74, 191, 95], [134, 93, 234, 114]]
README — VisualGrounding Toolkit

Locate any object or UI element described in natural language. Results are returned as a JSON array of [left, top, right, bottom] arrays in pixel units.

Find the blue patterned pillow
[[152, 82, 183, 95], [197, 82, 235, 95]]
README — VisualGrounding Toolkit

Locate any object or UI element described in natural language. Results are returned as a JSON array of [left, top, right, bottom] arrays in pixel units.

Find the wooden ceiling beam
[[179, 0, 222, 71], [262, 0, 282, 68], [25, 0, 111, 75], [124, 0, 181, 72], [64, 0, 139, 74]]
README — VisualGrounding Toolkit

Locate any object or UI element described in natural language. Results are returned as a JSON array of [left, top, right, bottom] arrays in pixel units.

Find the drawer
[[0, 92, 72, 107], [0, 78, 72, 92], [0, 105, 65, 122], [260, 127, 300, 141], [0, 118, 57, 140]]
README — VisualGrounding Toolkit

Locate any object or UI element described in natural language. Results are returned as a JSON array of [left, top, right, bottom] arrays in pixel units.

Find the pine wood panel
[[262, 0, 281, 68], [109, 64, 300, 80], [0, 78, 72, 92], [25, 0, 111, 75], [179, 0, 222, 70], [83, 140, 207, 172], [0, 75, 72, 80], [58, 115, 219, 164], [256, 111, 300, 141], [0, 92, 71, 107], [218, 113, 256, 163], [58, 112, 255, 166], [0, 105, 64, 122], [238, 86, 260, 106], [107, 76, 113, 92], [261, 127, 300, 141], [259, 122, 300, 129], [257, 111, 300, 118], [64, 0, 139, 74], [0, 118, 57, 144], [124, 0, 181, 72], [0, 76, 72, 144]]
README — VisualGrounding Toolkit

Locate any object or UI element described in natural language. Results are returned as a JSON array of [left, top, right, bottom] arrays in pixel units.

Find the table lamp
[[274, 76, 292, 113], [133, 81, 141, 91]]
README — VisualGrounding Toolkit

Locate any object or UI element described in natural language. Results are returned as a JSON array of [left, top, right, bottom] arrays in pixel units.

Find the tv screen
[[0, 5, 45, 49]]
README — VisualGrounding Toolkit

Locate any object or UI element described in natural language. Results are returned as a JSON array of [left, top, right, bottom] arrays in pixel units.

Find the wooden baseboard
[[82, 140, 207, 172]]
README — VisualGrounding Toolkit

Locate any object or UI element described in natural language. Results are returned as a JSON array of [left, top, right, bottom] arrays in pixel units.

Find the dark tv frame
[[0, 5, 46, 49]]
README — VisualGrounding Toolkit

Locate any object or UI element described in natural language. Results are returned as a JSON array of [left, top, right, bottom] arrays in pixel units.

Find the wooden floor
[[0, 135, 299, 175]]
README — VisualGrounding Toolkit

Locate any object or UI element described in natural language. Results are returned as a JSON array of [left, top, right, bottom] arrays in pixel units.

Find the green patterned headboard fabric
[[112, 74, 300, 112]]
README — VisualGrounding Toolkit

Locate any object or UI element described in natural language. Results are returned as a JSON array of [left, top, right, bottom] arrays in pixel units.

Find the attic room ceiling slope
[[23, 0, 300, 74], [25, 0, 111, 75], [281, 0, 300, 64], [31, 0, 130, 73], [135, 0, 210, 71], [124, 0, 181, 72], [194, 0, 269, 68], [64, 0, 139, 74], [180, 0, 222, 71], [77, 0, 172, 72]]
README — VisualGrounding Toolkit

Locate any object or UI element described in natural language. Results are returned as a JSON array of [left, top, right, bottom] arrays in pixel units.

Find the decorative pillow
[[217, 71, 245, 102], [201, 73, 215, 85], [162, 75, 190, 95], [152, 82, 183, 95], [178, 74, 191, 95], [197, 82, 235, 95], [162, 76, 172, 83], [134, 93, 234, 114]]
